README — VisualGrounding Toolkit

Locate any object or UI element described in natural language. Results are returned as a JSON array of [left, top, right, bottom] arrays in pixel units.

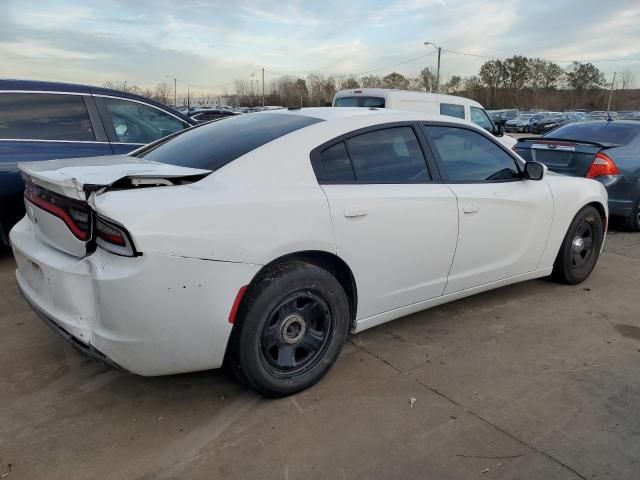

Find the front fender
[[538, 175, 608, 269]]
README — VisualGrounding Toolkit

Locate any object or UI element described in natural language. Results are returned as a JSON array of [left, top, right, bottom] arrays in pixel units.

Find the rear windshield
[[334, 96, 385, 108], [137, 112, 322, 170], [545, 122, 640, 145]]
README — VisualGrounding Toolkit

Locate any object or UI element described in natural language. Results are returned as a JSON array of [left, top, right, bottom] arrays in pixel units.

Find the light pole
[[424, 42, 441, 93]]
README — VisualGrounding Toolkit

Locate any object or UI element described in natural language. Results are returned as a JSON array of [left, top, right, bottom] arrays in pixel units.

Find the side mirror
[[524, 161, 544, 181], [493, 124, 504, 137]]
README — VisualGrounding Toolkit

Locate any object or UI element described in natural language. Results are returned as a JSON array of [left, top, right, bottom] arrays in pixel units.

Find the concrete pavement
[[0, 230, 639, 479]]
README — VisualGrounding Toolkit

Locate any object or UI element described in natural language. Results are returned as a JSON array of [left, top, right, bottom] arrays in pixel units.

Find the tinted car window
[[545, 122, 640, 145], [345, 127, 429, 182], [424, 126, 520, 182], [440, 103, 465, 119], [334, 96, 385, 108], [102, 97, 187, 144], [138, 112, 322, 171], [0, 93, 95, 141], [470, 107, 493, 131], [317, 142, 355, 182]]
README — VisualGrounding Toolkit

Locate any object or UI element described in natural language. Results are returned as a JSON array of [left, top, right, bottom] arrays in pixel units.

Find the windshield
[[137, 112, 323, 170], [334, 96, 385, 108], [544, 122, 640, 145]]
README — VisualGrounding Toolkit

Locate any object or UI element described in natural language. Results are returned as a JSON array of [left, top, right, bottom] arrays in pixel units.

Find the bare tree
[[154, 82, 172, 105], [360, 74, 383, 88], [417, 68, 437, 92], [339, 77, 360, 90]]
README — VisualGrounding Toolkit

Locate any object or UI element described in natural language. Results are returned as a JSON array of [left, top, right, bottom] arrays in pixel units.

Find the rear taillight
[[24, 181, 91, 240], [586, 152, 619, 178], [95, 216, 138, 257]]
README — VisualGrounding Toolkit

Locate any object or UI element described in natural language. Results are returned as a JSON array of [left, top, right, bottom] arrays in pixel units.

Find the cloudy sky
[[2, 0, 639, 96]]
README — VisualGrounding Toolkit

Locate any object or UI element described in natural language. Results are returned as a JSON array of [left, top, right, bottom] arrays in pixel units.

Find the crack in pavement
[[347, 338, 589, 480]]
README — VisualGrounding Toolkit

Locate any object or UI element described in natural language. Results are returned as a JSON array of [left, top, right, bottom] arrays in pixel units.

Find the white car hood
[[19, 155, 211, 201]]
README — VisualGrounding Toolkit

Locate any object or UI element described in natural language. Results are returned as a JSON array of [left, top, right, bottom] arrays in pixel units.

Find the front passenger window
[[424, 126, 520, 182]]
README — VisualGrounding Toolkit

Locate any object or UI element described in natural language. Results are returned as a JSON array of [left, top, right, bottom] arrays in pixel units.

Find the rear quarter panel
[[93, 125, 340, 265]]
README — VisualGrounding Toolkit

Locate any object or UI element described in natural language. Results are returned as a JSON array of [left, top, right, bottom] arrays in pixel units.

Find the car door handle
[[344, 208, 368, 218], [463, 204, 480, 214]]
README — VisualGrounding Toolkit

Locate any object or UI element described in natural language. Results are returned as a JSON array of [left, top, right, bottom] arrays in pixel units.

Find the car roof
[[265, 106, 473, 125], [0, 79, 195, 124], [333, 88, 484, 109]]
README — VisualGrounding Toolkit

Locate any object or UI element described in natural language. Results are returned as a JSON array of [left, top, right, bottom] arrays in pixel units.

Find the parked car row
[[178, 105, 284, 123]]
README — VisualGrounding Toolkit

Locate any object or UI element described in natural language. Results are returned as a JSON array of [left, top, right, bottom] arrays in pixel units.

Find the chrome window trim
[[0, 138, 110, 144], [0, 90, 91, 96]]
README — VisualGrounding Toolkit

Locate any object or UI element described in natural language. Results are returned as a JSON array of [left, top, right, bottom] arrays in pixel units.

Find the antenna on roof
[[606, 72, 617, 122]]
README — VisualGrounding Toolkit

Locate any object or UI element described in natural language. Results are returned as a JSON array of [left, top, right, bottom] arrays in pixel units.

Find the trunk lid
[[514, 138, 620, 177], [19, 155, 211, 257]]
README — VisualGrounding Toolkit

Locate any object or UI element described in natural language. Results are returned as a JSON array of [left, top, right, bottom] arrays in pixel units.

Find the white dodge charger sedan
[[10, 108, 607, 396]]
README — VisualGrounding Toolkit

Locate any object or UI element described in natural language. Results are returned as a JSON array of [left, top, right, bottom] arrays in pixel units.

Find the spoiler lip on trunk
[[17, 155, 212, 201], [516, 137, 622, 149]]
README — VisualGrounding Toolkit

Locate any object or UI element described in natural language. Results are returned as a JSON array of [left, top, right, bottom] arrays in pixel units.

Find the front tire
[[232, 261, 350, 397], [552, 206, 603, 284]]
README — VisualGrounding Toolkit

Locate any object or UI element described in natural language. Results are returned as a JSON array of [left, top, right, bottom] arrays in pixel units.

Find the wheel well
[[587, 201, 607, 231], [253, 251, 358, 325]]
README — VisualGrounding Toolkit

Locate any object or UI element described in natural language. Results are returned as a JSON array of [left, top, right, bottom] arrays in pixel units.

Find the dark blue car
[[0, 79, 196, 244], [515, 120, 640, 230]]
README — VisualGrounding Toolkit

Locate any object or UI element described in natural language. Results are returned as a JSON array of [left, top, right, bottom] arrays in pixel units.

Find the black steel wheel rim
[[260, 291, 334, 376], [570, 219, 596, 269]]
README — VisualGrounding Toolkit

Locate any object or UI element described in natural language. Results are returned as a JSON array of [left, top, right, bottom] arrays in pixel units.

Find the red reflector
[[587, 152, 619, 178], [228, 285, 248, 324]]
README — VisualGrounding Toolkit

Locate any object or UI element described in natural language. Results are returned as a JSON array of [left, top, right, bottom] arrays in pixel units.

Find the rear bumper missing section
[[18, 281, 128, 372], [11, 217, 261, 376]]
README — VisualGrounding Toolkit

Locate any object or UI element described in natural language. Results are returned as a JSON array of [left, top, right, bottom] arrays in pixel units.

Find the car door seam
[[536, 179, 556, 270], [442, 183, 461, 295]]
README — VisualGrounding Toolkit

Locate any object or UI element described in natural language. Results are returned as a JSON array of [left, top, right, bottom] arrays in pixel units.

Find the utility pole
[[173, 77, 177, 107], [607, 72, 617, 112], [262, 68, 265, 107], [187, 84, 190, 110], [424, 42, 442, 93], [435, 46, 441, 93]]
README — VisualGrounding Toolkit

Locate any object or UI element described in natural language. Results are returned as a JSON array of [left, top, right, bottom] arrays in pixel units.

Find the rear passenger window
[[424, 125, 520, 182], [346, 127, 429, 182], [0, 93, 95, 141], [318, 142, 355, 181], [440, 103, 465, 119]]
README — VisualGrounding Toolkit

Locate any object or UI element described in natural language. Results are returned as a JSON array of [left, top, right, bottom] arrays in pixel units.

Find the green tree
[[503, 55, 530, 106], [566, 62, 605, 96], [382, 72, 409, 89], [444, 75, 462, 94], [418, 68, 437, 92], [479, 59, 506, 107], [340, 77, 360, 90]]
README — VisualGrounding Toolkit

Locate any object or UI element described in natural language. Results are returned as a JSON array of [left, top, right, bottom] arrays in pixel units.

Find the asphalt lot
[[1, 226, 639, 480]]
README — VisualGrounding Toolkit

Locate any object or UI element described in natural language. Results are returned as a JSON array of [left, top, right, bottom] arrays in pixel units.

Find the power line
[[442, 48, 640, 63], [355, 52, 436, 75]]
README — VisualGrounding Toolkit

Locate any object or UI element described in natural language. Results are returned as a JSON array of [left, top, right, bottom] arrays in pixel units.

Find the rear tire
[[620, 198, 640, 232], [552, 206, 603, 284], [231, 261, 350, 397]]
